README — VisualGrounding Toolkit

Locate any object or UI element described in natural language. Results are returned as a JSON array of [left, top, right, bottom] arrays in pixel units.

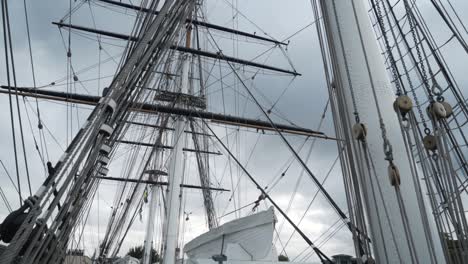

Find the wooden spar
[[125, 121, 212, 136], [51, 22, 300, 76], [93, 176, 230, 192], [115, 140, 222, 155], [0, 85, 337, 139], [97, 0, 288, 46]]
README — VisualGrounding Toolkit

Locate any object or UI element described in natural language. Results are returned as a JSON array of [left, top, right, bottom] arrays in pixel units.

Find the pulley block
[[393, 95, 413, 114], [352, 123, 367, 141], [388, 163, 401, 187], [423, 135, 437, 151], [427, 102, 447, 120], [441, 101, 453, 118]]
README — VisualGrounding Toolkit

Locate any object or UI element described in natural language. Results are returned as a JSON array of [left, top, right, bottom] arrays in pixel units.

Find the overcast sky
[[0, 0, 467, 263]]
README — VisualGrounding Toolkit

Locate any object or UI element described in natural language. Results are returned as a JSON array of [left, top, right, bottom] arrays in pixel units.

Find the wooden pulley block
[[441, 101, 453, 118], [365, 257, 376, 264], [352, 123, 367, 141], [423, 135, 437, 151], [427, 102, 447, 119], [388, 163, 401, 186], [393, 95, 413, 114]]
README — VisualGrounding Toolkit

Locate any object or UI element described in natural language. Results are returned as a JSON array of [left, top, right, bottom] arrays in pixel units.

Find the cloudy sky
[[0, 0, 467, 263]]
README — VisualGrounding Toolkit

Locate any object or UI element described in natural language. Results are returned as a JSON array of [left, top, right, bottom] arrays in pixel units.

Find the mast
[[162, 106, 187, 264], [161, 16, 193, 264], [142, 182, 159, 264], [317, 0, 445, 263]]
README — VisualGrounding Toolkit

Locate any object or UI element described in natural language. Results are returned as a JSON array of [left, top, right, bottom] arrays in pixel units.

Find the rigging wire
[[196, 119, 332, 263], [23, 99, 65, 151], [377, 1, 468, 205], [411, 0, 468, 117], [219, 57, 238, 218], [445, 0, 468, 35], [11, 0, 464, 258], [279, 151, 342, 254], [1, 0, 29, 200], [196, 7, 302, 126], [41, 52, 120, 89], [219, 133, 261, 217], [22, 99, 47, 171], [203, 15, 352, 239], [198, 3, 312, 215], [22, 0, 49, 168], [292, 216, 344, 262], [60, 0, 86, 22], [371, 4, 452, 261], [275, 100, 329, 239], [353, 1, 422, 261], [407, 1, 468, 184], [0, 185, 12, 213], [429, 0, 468, 54], [2, 1, 195, 260], [0, 160, 22, 201], [221, 0, 280, 43]]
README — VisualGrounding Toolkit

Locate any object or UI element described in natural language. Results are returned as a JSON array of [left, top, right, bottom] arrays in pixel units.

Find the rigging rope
[[275, 100, 329, 239], [2, 0, 32, 200], [350, 0, 394, 163], [22, 0, 49, 169], [0, 186, 12, 213], [204, 18, 352, 235], [196, 118, 332, 263], [0, 160, 22, 200], [279, 151, 342, 254], [360, 2, 429, 262]]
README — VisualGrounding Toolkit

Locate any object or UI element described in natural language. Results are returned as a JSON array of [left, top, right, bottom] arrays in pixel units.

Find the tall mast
[[317, 0, 445, 262], [142, 178, 159, 264], [161, 15, 193, 264]]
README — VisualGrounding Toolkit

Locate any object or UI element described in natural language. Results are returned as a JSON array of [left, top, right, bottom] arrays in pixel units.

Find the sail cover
[[184, 207, 276, 261]]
